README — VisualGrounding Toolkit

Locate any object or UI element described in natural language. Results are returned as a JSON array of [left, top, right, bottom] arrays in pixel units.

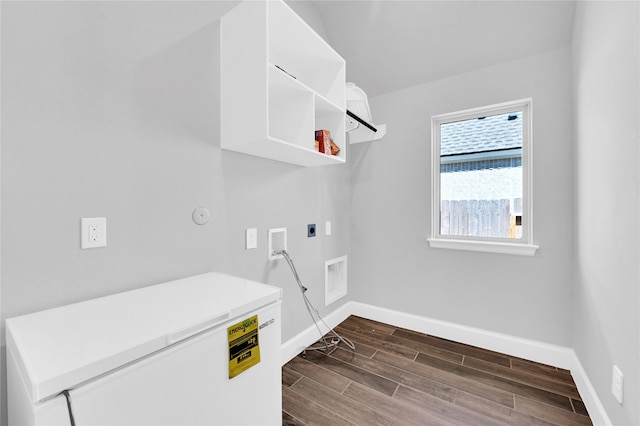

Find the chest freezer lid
[[6, 272, 282, 404]]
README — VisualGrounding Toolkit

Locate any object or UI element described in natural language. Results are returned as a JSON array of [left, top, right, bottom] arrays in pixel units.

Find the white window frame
[[428, 98, 538, 256]]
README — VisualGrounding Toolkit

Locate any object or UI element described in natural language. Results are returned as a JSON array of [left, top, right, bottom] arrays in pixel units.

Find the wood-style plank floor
[[282, 315, 592, 426]]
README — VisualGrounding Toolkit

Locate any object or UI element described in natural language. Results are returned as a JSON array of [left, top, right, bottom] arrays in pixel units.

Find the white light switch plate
[[81, 217, 107, 249], [612, 365, 624, 404], [245, 228, 257, 250], [325, 221, 332, 236]]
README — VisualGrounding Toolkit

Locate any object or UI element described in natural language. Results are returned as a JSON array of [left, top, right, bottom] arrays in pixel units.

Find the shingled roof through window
[[441, 112, 522, 156]]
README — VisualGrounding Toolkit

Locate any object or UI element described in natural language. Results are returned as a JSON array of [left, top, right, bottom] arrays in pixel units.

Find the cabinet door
[[67, 304, 281, 425]]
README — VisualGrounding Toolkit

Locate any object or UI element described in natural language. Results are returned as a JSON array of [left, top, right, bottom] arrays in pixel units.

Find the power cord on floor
[[275, 249, 355, 355]]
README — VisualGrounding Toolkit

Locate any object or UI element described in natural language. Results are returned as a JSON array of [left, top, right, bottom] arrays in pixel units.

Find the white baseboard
[[569, 355, 613, 426], [349, 302, 576, 369], [281, 301, 611, 425]]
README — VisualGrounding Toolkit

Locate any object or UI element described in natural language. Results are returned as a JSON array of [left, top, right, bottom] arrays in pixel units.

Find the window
[[429, 99, 537, 255]]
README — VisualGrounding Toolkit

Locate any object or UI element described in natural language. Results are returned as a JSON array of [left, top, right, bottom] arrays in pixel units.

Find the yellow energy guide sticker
[[228, 315, 260, 378]]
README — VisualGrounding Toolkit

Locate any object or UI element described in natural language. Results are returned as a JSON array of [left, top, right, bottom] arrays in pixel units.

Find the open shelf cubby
[[221, 0, 346, 167]]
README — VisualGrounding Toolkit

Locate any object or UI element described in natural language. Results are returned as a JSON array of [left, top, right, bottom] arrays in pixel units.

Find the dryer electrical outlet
[[307, 224, 316, 238]]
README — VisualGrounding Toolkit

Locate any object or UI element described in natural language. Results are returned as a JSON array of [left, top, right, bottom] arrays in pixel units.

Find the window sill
[[428, 238, 538, 256]]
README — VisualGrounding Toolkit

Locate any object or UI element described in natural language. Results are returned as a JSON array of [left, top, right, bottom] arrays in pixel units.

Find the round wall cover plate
[[192, 207, 210, 225]]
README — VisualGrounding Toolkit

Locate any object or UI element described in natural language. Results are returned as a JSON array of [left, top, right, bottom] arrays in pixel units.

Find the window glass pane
[[440, 112, 522, 239]]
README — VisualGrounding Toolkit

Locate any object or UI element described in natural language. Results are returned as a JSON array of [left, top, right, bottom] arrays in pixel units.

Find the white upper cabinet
[[221, 0, 346, 167]]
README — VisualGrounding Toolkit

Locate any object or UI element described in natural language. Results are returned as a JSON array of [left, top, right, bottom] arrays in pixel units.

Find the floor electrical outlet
[[308, 224, 316, 238], [612, 365, 624, 404]]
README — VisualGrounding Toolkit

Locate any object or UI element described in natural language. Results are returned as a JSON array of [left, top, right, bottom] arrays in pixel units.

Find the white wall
[[0, 2, 350, 425], [3, 1, 639, 425], [350, 47, 574, 345], [572, 2, 640, 425]]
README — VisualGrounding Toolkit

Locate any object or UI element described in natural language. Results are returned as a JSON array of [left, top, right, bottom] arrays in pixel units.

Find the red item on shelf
[[329, 139, 340, 156], [315, 130, 331, 155]]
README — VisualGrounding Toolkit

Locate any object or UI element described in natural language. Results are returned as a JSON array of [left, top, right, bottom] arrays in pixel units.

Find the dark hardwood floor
[[282, 315, 592, 426]]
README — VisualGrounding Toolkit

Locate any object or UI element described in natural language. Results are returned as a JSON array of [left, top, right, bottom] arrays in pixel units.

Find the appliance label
[[228, 315, 260, 378]]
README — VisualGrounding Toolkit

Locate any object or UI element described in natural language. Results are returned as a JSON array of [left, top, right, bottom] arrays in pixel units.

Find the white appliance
[[6, 272, 283, 426]]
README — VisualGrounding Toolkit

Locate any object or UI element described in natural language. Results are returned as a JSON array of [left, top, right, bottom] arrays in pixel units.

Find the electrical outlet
[[81, 217, 107, 249], [88, 223, 99, 242], [612, 365, 624, 404], [307, 224, 316, 238]]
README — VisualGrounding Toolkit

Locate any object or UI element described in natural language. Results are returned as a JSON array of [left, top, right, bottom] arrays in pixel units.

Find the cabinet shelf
[[221, 0, 346, 167], [231, 136, 346, 167]]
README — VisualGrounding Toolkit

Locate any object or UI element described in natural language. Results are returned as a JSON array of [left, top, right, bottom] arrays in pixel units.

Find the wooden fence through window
[[441, 198, 522, 238]]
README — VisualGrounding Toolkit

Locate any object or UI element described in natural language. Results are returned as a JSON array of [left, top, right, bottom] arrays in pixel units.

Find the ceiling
[[308, 0, 577, 97]]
